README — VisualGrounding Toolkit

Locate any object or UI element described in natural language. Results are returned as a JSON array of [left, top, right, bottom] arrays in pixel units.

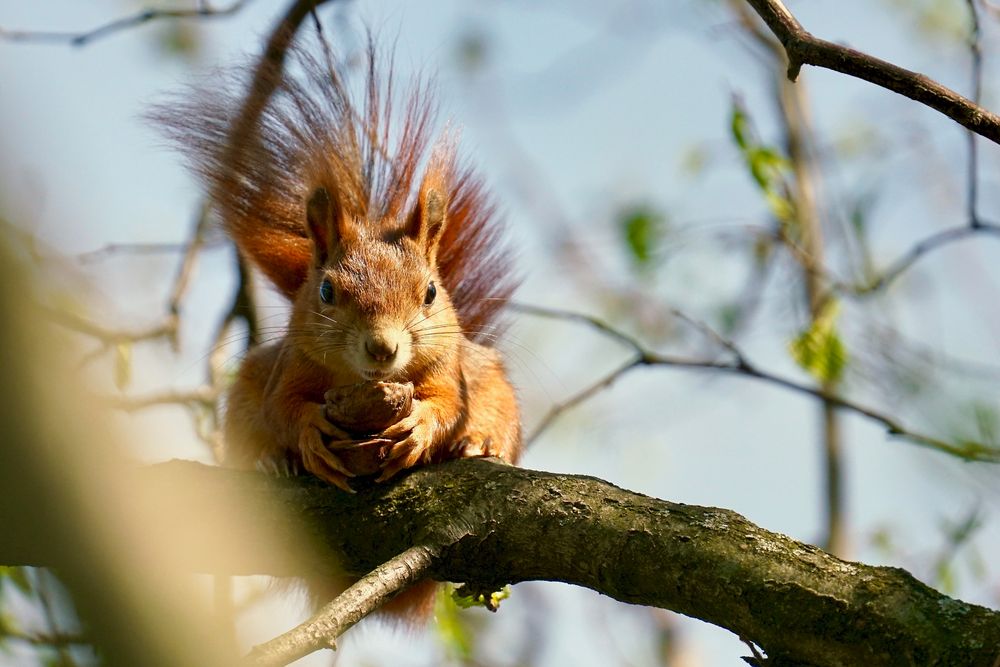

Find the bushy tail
[[151, 39, 516, 343]]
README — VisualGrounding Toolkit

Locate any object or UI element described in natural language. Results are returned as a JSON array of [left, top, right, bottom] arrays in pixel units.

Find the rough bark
[[6, 459, 997, 667]]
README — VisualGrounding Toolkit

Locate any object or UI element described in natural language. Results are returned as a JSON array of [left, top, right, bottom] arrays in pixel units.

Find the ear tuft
[[406, 186, 448, 262], [306, 186, 341, 266], [423, 188, 446, 243]]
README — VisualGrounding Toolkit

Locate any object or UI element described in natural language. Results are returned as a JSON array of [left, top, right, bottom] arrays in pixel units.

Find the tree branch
[[0, 1, 251, 47], [515, 303, 1000, 462], [245, 545, 440, 666], [9, 459, 996, 667], [743, 0, 1000, 145]]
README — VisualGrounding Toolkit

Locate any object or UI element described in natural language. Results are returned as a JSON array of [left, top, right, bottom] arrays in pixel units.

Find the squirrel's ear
[[306, 186, 343, 266], [406, 186, 448, 261]]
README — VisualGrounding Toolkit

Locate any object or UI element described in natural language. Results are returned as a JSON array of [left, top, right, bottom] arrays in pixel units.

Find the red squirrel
[[155, 43, 522, 618]]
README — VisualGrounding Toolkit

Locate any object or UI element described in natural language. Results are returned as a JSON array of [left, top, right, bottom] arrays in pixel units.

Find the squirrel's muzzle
[[364, 335, 399, 363]]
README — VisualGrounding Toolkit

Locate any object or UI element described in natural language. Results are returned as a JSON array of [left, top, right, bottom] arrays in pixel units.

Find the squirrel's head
[[292, 183, 460, 381]]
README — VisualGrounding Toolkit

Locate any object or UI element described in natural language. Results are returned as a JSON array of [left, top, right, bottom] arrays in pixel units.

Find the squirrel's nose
[[365, 336, 398, 363]]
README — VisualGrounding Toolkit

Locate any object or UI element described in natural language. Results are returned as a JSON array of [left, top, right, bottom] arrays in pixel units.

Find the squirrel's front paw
[[375, 412, 433, 482], [299, 406, 356, 492]]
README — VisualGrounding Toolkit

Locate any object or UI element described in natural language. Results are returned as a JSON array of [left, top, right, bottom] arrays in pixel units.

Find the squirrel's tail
[[152, 39, 516, 344]]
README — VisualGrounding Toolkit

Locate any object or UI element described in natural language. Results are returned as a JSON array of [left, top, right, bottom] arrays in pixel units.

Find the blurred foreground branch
[[6, 459, 997, 667]]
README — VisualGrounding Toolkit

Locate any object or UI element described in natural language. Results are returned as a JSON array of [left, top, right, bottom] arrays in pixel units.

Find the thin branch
[[0, 0, 250, 47], [109, 386, 218, 412], [45, 307, 177, 346], [526, 357, 642, 445], [966, 0, 984, 227], [518, 303, 1000, 462], [510, 302, 644, 355], [245, 545, 440, 666], [0, 630, 89, 648], [167, 203, 213, 322], [743, 0, 1000, 145], [77, 242, 195, 263], [837, 0, 1000, 294], [845, 224, 1000, 295]]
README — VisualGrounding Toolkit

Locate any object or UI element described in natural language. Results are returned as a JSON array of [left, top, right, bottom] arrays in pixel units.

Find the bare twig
[[838, 0, 1000, 296], [0, 0, 250, 47], [966, 0, 984, 227], [518, 304, 1000, 462], [743, 0, 1000, 145], [45, 307, 176, 346], [526, 357, 642, 445], [510, 302, 644, 355], [0, 630, 89, 648], [109, 386, 218, 411], [77, 242, 194, 263], [245, 545, 440, 666], [845, 224, 1000, 295]]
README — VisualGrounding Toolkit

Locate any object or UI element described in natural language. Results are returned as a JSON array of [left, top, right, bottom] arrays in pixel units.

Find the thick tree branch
[[8, 459, 996, 667], [743, 0, 1000, 146]]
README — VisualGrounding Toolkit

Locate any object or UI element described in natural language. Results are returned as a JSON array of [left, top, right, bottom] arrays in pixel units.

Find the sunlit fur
[[151, 42, 516, 341], [154, 36, 523, 625], [292, 221, 459, 383]]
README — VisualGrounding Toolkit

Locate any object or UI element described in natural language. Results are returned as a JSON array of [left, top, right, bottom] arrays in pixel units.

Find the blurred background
[[1, 0, 999, 665]]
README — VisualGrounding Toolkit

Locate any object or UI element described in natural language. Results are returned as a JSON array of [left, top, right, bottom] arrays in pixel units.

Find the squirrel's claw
[[300, 419, 357, 493], [312, 414, 354, 441], [254, 456, 301, 477], [376, 433, 430, 482]]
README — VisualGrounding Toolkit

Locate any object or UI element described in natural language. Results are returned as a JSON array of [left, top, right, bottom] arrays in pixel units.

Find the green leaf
[[679, 144, 709, 177], [730, 104, 749, 151], [728, 101, 794, 224], [748, 147, 788, 189], [434, 588, 472, 660], [114, 342, 132, 391], [789, 301, 848, 384], [452, 584, 510, 611], [935, 560, 956, 595], [157, 23, 201, 59], [764, 190, 795, 224], [456, 31, 489, 72], [0, 566, 31, 594], [619, 205, 666, 269]]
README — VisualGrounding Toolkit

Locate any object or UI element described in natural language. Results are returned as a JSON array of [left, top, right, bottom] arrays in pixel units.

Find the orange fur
[[155, 39, 521, 625]]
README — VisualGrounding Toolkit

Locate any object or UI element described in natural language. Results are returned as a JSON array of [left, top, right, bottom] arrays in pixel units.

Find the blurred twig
[[0, 0, 251, 47], [836, 0, 1000, 296], [516, 302, 1000, 462], [77, 242, 195, 263], [47, 204, 213, 353], [109, 385, 219, 411]]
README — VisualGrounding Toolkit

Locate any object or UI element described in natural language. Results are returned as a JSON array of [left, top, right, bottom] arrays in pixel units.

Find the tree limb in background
[[514, 302, 1000, 462], [743, 0, 1000, 145], [8, 459, 995, 667], [0, 1, 251, 47]]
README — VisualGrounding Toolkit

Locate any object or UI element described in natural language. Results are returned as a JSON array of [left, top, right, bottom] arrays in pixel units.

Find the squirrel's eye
[[319, 279, 335, 305], [424, 280, 437, 306]]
